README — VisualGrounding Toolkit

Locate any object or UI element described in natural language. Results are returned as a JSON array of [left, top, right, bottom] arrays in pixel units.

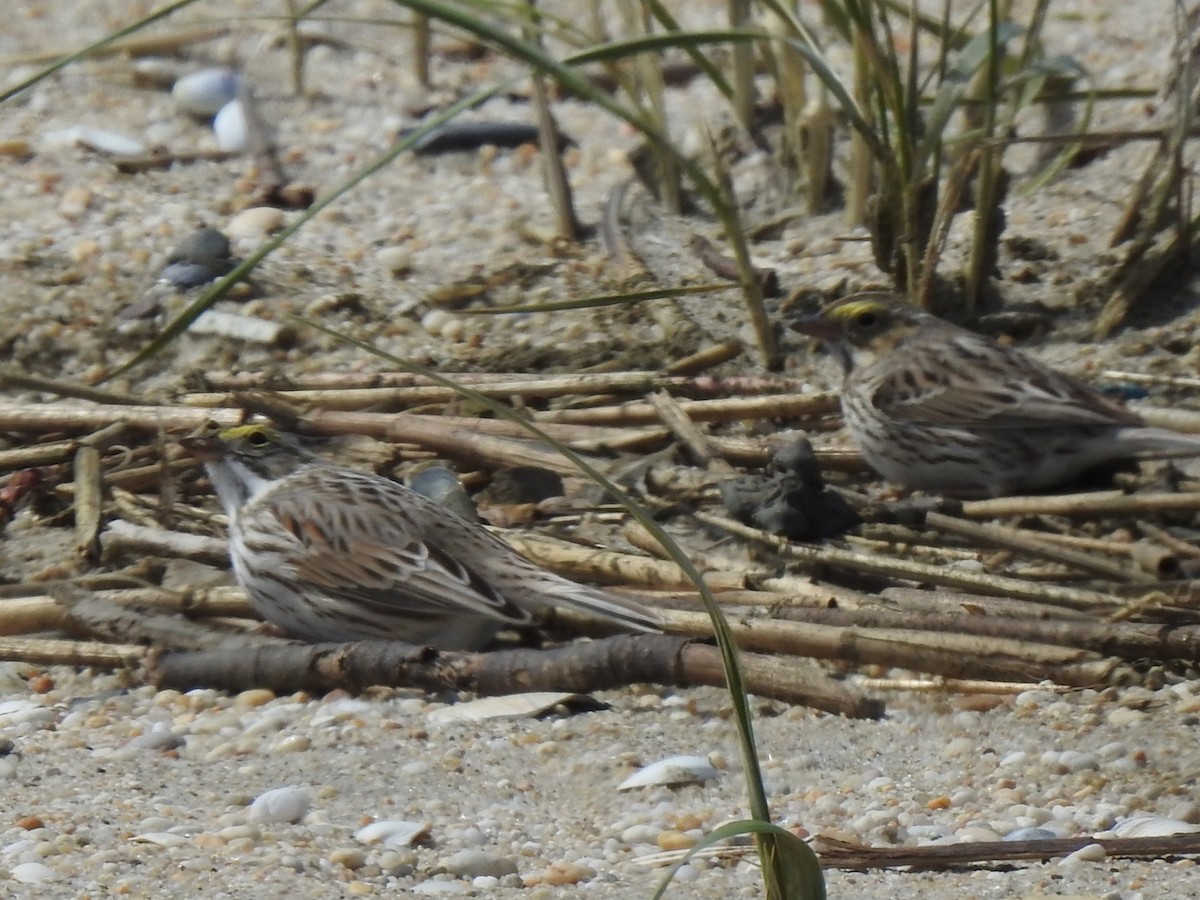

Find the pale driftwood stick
[[656, 609, 1119, 685], [531, 392, 840, 426], [723, 437, 863, 470], [0, 402, 244, 434], [48, 584, 264, 650], [695, 509, 1127, 611], [1103, 370, 1200, 390], [876, 587, 1097, 621], [110, 486, 168, 528], [145, 635, 884, 716], [961, 490, 1200, 518], [852, 676, 1047, 693], [72, 445, 103, 562], [752, 575, 882, 610], [924, 511, 1147, 582], [845, 535, 986, 562], [0, 597, 71, 635], [660, 340, 743, 376], [645, 389, 732, 471], [814, 832, 1200, 871], [103, 520, 228, 565], [0, 439, 79, 470], [0, 635, 144, 667], [1138, 521, 1200, 558], [4, 587, 252, 634], [502, 532, 744, 591], [773, 604, 1200, 661], [298, 408, 668, 464], [1023, 530, 1136, 556]]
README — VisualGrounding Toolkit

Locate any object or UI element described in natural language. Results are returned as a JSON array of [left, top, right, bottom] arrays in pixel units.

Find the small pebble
[[173, 68, 242, 117], [655, 830, 696, 851], [59, 186, 93, 219], [410, 880, 472, 896], [274, 735, 312, 754], [128, 724, 185, 752], [530, 861, 596, 886], [440, 849, 518, 879], [234, 689, 276, 710], [329, 848, 366, 870], [375, 246, 412, 276]]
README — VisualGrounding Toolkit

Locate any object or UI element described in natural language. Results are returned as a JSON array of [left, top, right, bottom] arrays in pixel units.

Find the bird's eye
[[246, 429, 271, 447], [855, 310, 878, 328]]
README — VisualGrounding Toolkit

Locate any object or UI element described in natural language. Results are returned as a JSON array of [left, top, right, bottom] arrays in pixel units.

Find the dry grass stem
[[696, 509, 1128, 611], [645, 389, 733, 471], [924, 512, 1147, 582], [961, 491, 1200, 518]]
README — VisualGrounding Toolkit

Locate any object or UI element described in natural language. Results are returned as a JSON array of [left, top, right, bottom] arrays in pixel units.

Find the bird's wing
[[870, 333, 1142, 430], [254, 473, 535, 626]]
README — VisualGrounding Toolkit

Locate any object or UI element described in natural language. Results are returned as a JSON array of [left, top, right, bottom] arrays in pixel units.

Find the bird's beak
[[179, 435, 224, 461], [788, 314, 840, 343]]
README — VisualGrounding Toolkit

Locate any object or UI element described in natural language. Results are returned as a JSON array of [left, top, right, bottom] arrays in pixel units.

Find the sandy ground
[[3, 1, 1200, 897]]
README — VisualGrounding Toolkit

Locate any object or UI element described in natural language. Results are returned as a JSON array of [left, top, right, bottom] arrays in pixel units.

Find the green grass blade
[[652, 819, 825, 900]]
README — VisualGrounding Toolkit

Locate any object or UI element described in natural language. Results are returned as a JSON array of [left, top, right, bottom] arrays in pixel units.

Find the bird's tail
[[1120, 427, 1200, 457], [551, 580, 662, 634]]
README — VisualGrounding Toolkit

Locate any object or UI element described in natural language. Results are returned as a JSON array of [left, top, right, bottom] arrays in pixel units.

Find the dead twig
[[145, 635, 883, 717]]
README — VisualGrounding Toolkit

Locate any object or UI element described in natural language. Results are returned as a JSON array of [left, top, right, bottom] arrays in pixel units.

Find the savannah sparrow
[[789, 293, 1200, 496], [182, 425, 659, 649]]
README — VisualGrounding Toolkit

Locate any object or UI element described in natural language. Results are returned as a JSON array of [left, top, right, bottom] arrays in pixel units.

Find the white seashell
[[173, 68, 242, 117], [42, 125, 146, 156], [617, 755, 720, 790], [248, 786, 310, 824], [355, 820, 430, 848], [428, 692, 601, 724], [0, 700, 54, 727], [1103, 814, 1200, 839], [10, 862, 58, 884], [213, 100, 248, 152]]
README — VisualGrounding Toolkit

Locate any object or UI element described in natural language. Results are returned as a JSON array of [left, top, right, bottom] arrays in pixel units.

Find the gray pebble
[[440, 848, 519, 879]]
